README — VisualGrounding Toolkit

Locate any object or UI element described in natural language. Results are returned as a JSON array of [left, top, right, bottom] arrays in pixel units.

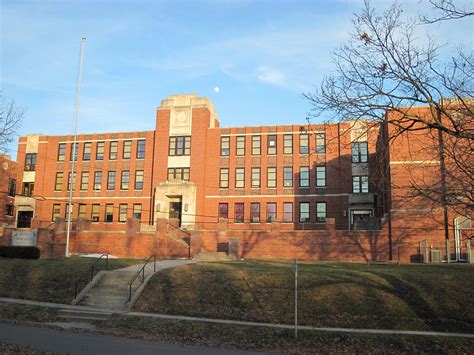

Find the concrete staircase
[[193, 252, 231, 261]]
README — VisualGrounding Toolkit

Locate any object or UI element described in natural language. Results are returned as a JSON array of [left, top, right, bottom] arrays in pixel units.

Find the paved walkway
[[0, 297, 473, 339], [116, 258, 195, 274]]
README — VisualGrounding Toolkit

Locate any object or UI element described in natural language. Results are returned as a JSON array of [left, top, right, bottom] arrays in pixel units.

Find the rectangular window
[[167, 168, 189, 182], [299, 134, 309, 154], [251, 135, 261, 155], [236, 136, 245, 156], [94, 171, 102, 191], [96, 142, 105, 160], [316, 165, 326, 187], [299, 167, 310, 187], [352, 142, 368, 163], [80, 171, 89, 191], [123, 140, 132, 159], [219, 168, 229, 188], [316, 202, 327, 223], [353, 176, 369, 193], [65, 203, 73, 218], [283, 167, 293, 187], [109, 141, 118, 160], [54, 172, 63, 191], [267, 167, 277, 188], [52, 204, 61, 221], [234, 203, 244, 223], [315, 133, 326, 153], [137, 140, 146, 159], [91, 204, 100, 222], [7, 179, 16, 196], [299, 202, 310, 222], [107, 171, 116, 190], [250, 203, 260, 223], [67, 172, 76, 191], [266, 203, 277, 222], [22, 182, 34, 196], [105, 204, 114, 222], [267, 135, 277, 155], [57, 144, 66, 161], [70, 143, 79, 161], [283, 203, 293, 223], [169, 136, 191, 156], [24, 153, 37, 171], [251, 168, 260, 188], [78, 204, 87, 219], [218, 203, 228, 219], [135, 170, 144, 189], [220, 136, 230, 156], [235, 168, 245, 188], [283, 134, 293, 154], [121, 171, 130, 190], [119, 204, 128, 222], [133, 204, 142, 220], [6, 204, 14, 216], [83, 142, 92, 160]]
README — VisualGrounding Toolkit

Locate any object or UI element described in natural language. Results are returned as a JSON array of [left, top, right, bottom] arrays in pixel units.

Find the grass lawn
[[133, 260, 474, 333], [0, 256, 142, 304]]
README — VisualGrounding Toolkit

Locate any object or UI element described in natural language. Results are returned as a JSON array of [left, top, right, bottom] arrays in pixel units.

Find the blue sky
[[1, 0, 473, 157]]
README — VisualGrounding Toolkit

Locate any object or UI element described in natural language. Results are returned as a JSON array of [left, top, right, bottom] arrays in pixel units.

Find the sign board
[[12, 230, 38, 247]]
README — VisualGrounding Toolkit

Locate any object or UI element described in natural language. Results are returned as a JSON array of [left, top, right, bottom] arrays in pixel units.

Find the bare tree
[[421, 0, 474, 23], [0, 92, 24, 154]]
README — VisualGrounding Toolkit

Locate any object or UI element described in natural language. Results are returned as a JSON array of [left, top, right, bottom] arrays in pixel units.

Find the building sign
[[12, 230, 38, 247]]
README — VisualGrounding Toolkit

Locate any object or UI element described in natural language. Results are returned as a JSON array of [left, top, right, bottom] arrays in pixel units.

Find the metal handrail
[[127, 255, 156, 303], [74, 253, 109, 298]]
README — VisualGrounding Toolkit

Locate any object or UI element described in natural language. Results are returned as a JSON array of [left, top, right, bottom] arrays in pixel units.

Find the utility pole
[[292, 258, 298, 340], [66, 37, 86, 257]]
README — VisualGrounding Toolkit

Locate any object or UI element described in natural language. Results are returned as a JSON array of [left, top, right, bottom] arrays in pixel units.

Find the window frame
[[80, 171, 89, 191], [351, 142, 368, 163], [67, 172, 76, 191], [299, 202, 310, 223], [251, 135, 261, 155], [93, 171, 102, 191], [235, 168, 245, 188], [107, 171, 116, 190], [315, 133, 326, 153], [70, 143, 79, 162], [283, 134, 293, 154], [133, 204, 142, 220], [105, 204, 114, 223], [316, 202, 327, 223], [299, 166, 310, 188], [83, 142, 92, 161], [55, 172, 64, 191], [96, 142, 105, 160], [266, 202, 277, 223], [24, 153, 37, 171], [109, 141, 118, 160], [283, 167, 293, 187], [52, 204, 61, 221], [251, 167, 261, 188], [219, 168, 229, 188], [135, 170, 144, 190], [119, 204, 128, 222], [91, 204, 100, 222], [352, 175, 369, 193], [57, 143, 66, 161], [218, 203, 229, 220], [236, 136, 246, 156], [283, 202, 293, 223], [220, 136, 230, 156], [78, 204, 87, 219], [250, 202, 260, 223], [299, 134, 309, 154], [136, 140, 146, 159], [316, 165, 326, 187], [234, 203, 245, 223], [121, 170, 130, 190], [123, 140, 132, 159], [267, 167, 277, 188], [267, 134, 277, 155], [169, 136, 191, 156]]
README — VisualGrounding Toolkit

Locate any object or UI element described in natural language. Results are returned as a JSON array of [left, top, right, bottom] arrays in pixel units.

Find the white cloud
[[257, 66, 286, 86]]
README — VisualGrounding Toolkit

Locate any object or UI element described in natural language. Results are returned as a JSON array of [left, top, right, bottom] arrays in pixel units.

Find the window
[[67, 172, 76, 191], [7, 179, 16, 196], [94, 171, 102, 191], [283, 134, 293, 154], [83, 142, 92, 160], [266, 203, 277, 222], [78, 204, 87, 219], [267, 167, 277, 188], [107, 171, 116, 190], [283, 167, 293, 187], [52, 204, 61, 221], [315, 133, 326, 153], [123, 140, 132, 159], [219, 168, 229, 188], [109, 141, 118, 160], [22, 182, 34, 196], [133, 204, 142, 220], [299, 202, 310, 222], [91, 204, 100, 222], [267, 135, 277, 155], [6, 204, 14, 216], [235, 168, 245, 188], [169, 136, 191, 156], [283, 203, 293, 223], [105, 204, 114, 222], [57, 144, 66, 161], [167, 168, 189, 182], [236, 136, 245, 156], [55, 172, 63, 191], [250, 203, 260, 223], [317, 202, 327, 223], [65, 203, 73, 218], [300, 167, 310, 187], [316, 165, 326, 187], [220, 136, 230, 156], [24, 153, 37, 171], [137, 140, 146, 159], [80, 172, 89, 191], [135, 170, 144, 189], [96, 142, 105, 160], [352, 142, 368, 163], [234, 203, 244, 223], [218, 203, 228, 219], [299, 134, 309, 154], [119, 204, 128, 222], [121, 171, 130, 190], [251, 168, 260, 188], [251, 135, 261, 155], [353, 176, 369, 193], [70, 143, 79, 161]]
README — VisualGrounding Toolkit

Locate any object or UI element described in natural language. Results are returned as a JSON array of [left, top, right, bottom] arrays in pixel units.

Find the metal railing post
[[106, 254, 109, 271]]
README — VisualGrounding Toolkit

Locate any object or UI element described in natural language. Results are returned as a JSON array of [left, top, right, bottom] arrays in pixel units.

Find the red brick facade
[[0, 155, 18, 232]]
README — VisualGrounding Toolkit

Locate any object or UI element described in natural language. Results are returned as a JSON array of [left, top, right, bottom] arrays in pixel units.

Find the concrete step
[[57, 309, 112, 323], [193, 252, 231, 261]]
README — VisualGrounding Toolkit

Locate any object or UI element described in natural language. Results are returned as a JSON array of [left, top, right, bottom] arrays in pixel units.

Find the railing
[[74, 253, 109, 299], [167, 222, 192, 259], [127, 255, 156, 303]]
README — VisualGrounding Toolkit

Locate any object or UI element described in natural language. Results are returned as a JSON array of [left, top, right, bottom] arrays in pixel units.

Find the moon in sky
[[213, 86, 220, 93]]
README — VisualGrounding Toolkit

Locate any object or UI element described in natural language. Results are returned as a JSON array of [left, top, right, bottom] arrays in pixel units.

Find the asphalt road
[[0, 322, 263, 355]]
